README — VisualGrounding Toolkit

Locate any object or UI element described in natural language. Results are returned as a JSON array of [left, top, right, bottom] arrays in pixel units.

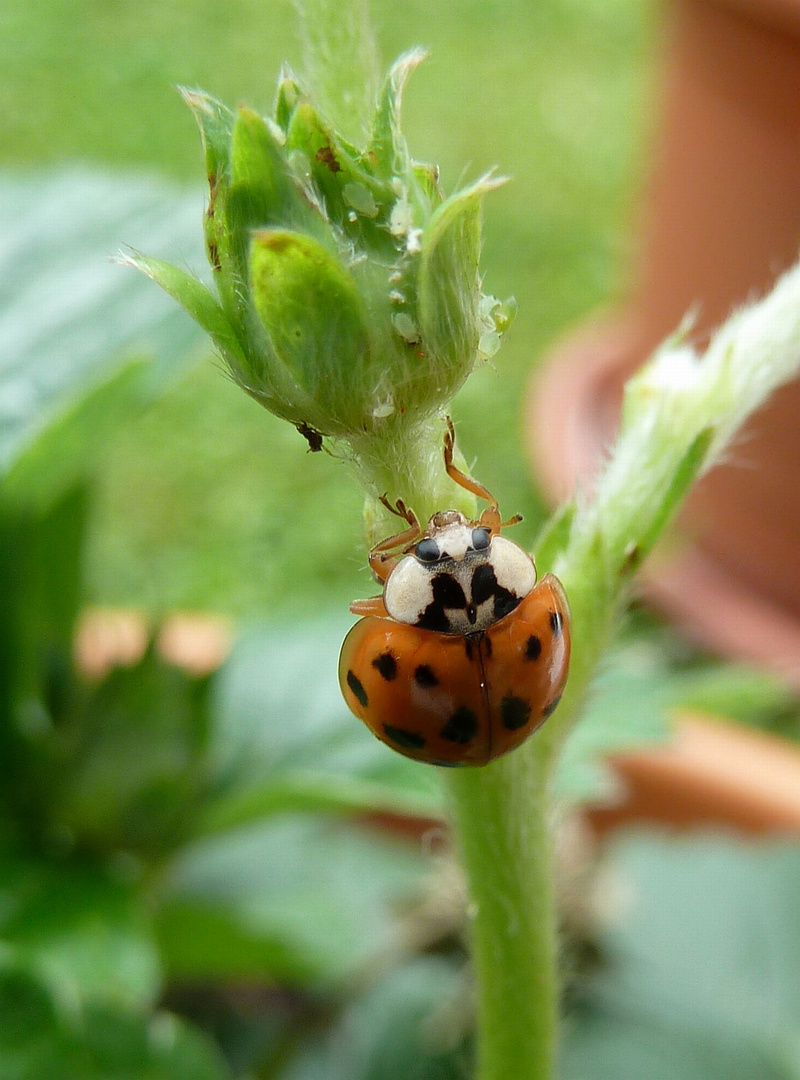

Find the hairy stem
[[446, 741, 558, 1080]]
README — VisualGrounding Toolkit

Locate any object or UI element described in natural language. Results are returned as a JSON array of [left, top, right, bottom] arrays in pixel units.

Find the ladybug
[[339, 419, 571, 766]]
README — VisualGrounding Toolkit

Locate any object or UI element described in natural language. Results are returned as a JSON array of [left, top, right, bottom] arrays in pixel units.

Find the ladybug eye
[[471, 527, 491, 551], [415, 538, 441, 563]]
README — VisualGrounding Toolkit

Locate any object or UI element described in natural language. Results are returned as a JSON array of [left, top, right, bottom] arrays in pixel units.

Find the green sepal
[[179, 88, 234, 191], [274, 66, 302, 132], [285, 102, 396, 257], [121, 253, 246, 369], [417, 176, 503, 387], [228, 108, 304, 282], [366, 49, 426, 181], [248, 230, 371, 430], [178, 89, 245, 321]]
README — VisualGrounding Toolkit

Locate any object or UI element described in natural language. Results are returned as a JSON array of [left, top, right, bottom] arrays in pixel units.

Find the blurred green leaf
[[0, 966, 229, 1080], [0, 361, 151, 515], [281, 957, 470, 1080], [0, 486, 87, 821], [207, 618, 441, 824], [0, 170, 206, 478], [562, 835, 800, 1080], [0, 853, 159, 1011], [200, 771, 437, 837], [158, 815, 428, 988], [555, 639, 800, 806], [53, 648, 212, 858]]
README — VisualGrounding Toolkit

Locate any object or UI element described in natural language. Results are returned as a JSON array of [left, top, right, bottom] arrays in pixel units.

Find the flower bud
[[129, 51, 515, 459]]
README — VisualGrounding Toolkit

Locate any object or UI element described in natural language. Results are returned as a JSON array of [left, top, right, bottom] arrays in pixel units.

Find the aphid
[[339, 419, 571, 765]]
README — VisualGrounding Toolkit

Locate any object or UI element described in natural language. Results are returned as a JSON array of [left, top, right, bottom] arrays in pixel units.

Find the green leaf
[[0, 966, 229, 1080], [155, 898, 319, 984], [282, 958, 469, 1080], [199, 770, 436, 836], [0, 854, 160, 1011], [0, 170, 207, 477], [562, 835, 800, 1080], [554, 644, 674, 804], [53, 647, 212, 858], [208, 618, 441, 818], [1, 359, 150, 514], [160, 816, 428, 988]]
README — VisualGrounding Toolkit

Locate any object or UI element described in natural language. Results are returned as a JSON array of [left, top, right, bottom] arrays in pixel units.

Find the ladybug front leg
[[367, 496, 421, 583], [442, 417, 504, 534], [443, 417, 523, 535], [349, 498, 421, 616]]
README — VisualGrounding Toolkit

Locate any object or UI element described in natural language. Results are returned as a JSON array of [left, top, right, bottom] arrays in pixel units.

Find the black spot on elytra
[[346, 670, 369, 708], [384, 724, 426, 750], [414, 664, 439, 688], [417, 573, 468, 632], [464, 637, 475, 662], [525, 635, 542, 661], [431, 760, 463, 768], [372, 652, 397, 681], [549, 610, 563, 636], [501, 696, 531, 731], [542, 694, 562, 718], [482, 633, 493, 659], [494, 589, 521, 621], [440, 706, 479, 744], [471, 563, 498, 606]]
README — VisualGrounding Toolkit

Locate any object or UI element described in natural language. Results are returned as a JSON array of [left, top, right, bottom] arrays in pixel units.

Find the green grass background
[[1, 0, 657, 618]]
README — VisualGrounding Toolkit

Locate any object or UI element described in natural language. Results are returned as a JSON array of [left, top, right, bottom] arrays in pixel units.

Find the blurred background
[[4, 0, 800, 1077]]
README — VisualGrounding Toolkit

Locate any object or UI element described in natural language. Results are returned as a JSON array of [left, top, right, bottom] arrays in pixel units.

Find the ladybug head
[[384, 520, 536, 634]]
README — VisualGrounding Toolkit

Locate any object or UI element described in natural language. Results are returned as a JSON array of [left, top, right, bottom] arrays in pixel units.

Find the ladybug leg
[[367, 496, 421, 583], [443, 416, 504, 533], [349, 594, 389, 617]]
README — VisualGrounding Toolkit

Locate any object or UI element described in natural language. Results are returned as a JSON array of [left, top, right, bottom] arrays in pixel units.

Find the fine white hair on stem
[[560, 257, 800, 573]]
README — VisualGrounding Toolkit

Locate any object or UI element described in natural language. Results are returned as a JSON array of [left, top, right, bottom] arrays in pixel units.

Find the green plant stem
[[445, 741, 558, 1080]]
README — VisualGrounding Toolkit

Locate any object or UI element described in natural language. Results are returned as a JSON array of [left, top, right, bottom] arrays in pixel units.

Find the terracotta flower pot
[[527, 0, 800, 685], [586, 711, 800, 837]]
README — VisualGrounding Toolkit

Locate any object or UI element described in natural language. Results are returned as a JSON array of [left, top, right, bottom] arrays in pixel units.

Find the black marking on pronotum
[[542, 694, 562, 718], [525, 634, 542, 661], [372, 652, 397, 681], [414, 664, 439, 688], [501, 696, 531, 731], [440, 706, 479, 744], [383, 724, 426, 750], [471, 563, 498, 606], [494, 589, 521, 621], [549, 610, 563, 636], [346, 670, 369, 708], [417, 573, 468, 631]]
